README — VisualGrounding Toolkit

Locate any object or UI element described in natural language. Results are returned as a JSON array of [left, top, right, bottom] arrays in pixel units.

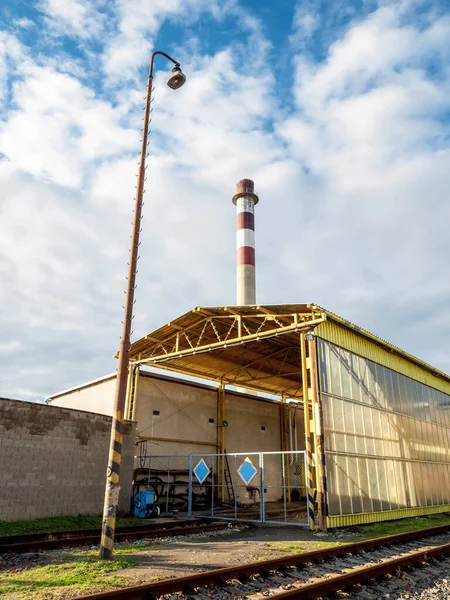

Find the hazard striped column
[[232, 179, 259, 305], [100, 412, 124, 558], [308, 334, 328, 532], [300, 332, 316, 528], [305, 421, 316, 525]]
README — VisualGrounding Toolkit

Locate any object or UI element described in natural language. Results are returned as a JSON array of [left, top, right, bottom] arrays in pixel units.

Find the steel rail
[[0, 521, 228, 553], [266, 541, 450, 599], [75, 523, 450, 599], [1, 519, 198, 545]]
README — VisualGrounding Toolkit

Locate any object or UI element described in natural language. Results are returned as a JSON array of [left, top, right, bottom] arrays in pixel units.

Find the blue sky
[[1, 0, 450, 400]]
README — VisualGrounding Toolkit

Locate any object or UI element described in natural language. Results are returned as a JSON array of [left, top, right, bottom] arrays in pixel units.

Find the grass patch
[[183, 535, 209, 543], [0, 554, 136, 599], [352, 513, 450, 541], [269, 540, 342, 553], [183, 525, 247, 543], [63, 543, 160, 559], [0, 516, 153, 537]]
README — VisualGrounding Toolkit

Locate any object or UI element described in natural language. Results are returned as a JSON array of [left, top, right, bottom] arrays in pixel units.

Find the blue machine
[[133, 490, 160, 518]]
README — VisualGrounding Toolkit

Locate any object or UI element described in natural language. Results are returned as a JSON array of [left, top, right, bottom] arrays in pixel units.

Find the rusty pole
[[100, 51, 186, 560]]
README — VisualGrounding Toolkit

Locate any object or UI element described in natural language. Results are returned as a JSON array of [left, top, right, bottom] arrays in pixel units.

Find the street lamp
[[100, 51, 186, 560]]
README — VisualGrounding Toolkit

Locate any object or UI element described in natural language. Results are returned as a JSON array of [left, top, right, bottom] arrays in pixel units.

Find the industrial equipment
[[133, 490, 160, 518]]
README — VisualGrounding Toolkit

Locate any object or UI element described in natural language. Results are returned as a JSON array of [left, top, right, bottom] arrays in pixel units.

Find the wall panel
[[318, 338, 450, 522], [316, 321, 450, 396]]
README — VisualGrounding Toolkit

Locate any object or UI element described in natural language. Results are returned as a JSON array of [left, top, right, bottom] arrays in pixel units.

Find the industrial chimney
[[232, 179, 259, 305]]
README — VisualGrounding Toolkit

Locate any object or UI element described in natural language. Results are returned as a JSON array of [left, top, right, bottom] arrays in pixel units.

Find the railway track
[[75, 523, 450, 599], [0, 520, 228, 553]]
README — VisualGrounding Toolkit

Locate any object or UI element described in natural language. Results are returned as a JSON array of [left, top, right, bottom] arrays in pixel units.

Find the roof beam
[[132, 317, 326, 364]]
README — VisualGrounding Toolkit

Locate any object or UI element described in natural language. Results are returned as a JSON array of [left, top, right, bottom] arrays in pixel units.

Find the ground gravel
[[343, 557, 450, 599]]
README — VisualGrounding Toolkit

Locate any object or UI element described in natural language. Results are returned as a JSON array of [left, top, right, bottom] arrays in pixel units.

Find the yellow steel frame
[[306, 336, 328, 531], [300, 332, 316, 530], [125, 365, 140, 421], [217, 384, 226, 501], [137, 435, 219, 447], [279, 397, 292, 502], [132, 314, 326, 365], [129, 313, 326, 399]]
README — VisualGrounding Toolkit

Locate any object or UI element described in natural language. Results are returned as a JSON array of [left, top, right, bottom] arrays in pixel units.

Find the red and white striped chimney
[[232, 179, 259, 305]]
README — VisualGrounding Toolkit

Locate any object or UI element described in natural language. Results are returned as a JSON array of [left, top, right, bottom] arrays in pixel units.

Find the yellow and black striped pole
[[100, 51, 186, 559], [300, 332, 315, 528], [100, 403, 126, 558], [308, 333, 328, 532]]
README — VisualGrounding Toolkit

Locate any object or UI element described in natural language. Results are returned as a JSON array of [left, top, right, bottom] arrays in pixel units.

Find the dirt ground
[[117, 524, 341, 582]]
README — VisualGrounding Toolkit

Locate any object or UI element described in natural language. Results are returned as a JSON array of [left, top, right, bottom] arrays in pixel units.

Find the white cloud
[[101, 0, 269, 82], [38, 0, 105, 39], [13, 18, 35, 30], [0, 65, 138, 188], [0, 32, 24, 101], [290, 0, 318, 47], [102, 0, 215, 80]]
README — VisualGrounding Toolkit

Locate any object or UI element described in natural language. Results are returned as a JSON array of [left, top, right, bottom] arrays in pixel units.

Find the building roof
[[128, 303, 450, 398], [46, 373, 117, 401]]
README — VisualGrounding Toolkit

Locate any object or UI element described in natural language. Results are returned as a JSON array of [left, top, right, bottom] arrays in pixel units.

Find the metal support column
[[279, 396, 288, 453], [300, 332, 315, 529], [188, 455, 193, 517], [131, 366, 140, 422], [279, 396, 291, 502], [125, 365, 140, 422], [124, 367, 134, 422], [307, 333, 327, 532], [217, 384, 226, 501]]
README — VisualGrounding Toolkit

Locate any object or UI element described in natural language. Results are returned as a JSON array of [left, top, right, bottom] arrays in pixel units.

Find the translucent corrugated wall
[[318, 339, 450, 516]]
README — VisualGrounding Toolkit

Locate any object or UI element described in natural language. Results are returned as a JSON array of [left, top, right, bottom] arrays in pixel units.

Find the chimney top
[[232, 178, 259, 205], [236, 179, 254, 195]]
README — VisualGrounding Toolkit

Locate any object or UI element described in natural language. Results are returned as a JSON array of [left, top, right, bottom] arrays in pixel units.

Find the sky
[[0, 0, 449, 401]]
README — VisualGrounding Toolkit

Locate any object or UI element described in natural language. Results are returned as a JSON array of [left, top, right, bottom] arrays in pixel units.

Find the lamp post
[[100, 51, 186, 560]]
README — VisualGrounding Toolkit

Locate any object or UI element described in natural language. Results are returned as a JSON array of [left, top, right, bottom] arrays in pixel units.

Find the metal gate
[[135, 451, 309, 527]]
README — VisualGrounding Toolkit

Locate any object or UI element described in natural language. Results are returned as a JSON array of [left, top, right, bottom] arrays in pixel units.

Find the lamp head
[[167, 65, 186, 90]]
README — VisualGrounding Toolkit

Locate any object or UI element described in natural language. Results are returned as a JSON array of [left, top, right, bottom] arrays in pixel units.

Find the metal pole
[[300, 332, 315, 529], [308, 334, 328, 532], [260, 453, 265, 523], [100, 50, 184, 559], [217, 384, 225, 501], [188, 455, 193, 517]]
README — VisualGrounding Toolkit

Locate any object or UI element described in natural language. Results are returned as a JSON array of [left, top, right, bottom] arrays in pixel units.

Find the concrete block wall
[[0, 398, 136, 522]]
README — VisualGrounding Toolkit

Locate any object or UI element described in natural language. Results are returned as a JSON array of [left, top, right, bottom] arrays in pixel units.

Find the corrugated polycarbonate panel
[[316, 320, 450, 396], [318, 339, 450, 518]]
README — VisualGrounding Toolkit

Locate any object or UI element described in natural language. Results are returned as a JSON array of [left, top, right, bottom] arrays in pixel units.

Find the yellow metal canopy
[[128, 304, 325, 397], [128, 303, 450, 398]]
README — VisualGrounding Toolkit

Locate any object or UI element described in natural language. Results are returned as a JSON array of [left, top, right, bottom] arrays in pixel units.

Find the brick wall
[[0, 398, 136, 522]]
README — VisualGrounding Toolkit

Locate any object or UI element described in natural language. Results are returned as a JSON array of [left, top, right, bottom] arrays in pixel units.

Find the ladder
[[224, 451, 235, 505]]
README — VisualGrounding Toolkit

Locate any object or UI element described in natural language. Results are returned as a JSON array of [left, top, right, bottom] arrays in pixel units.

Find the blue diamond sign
[[193, 458, 210, 484], [237, 457, 258, 485]]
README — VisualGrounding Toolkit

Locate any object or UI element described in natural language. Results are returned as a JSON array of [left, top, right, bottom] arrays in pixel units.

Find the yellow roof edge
[[311, 303, 450, 384]]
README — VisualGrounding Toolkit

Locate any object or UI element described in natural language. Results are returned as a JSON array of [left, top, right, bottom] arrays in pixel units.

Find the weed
[[0, 554, 135, 599], [0, 515, 153, 537], [351, 514, 450, 541], [269, 540, 341, 553], [62, 543, 160, 560]]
